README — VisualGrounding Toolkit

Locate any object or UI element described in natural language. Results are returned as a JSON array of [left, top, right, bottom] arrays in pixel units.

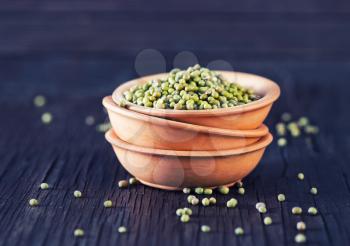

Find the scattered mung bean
[[202, 198, 210, 206], [104, 200, 113, 208], [310, 187, 318, 195], [292, 207, 303, 215], [183, 208, 192, 215], [298, 117, 309, 127], [187, 195, 196, 203], [238, 187, 245, 195], [263, 217, 272, 225], [218, 186, 229, 195], [118, 180, 128, 188], [29, 198, 39, 206], [41, 112, 53, 124], [226, 198, 238, 208], [277, 138, 287, 147], [235, 181, 243, 188], [74, 228, 84, 237], [191, 197, 199, 205], [277, 194, 286, 202], [305, 125, 319, 134], [73, 190, 82, 198], [281, 112, 292, 122], [85, 115, 95, 126], [176, 208, 184, 216], [234, 227, 244, 236], [201, 225, 211, 232], [118, 226, 127, 233], [308, 207, 318, 215], [255, 202, 266, 210], [209, 197, 216, 205], [40, 183, 49, 190], [180, 214, 190, 223], [258, 206, 267, 214], [195, 187, 204, 194], [183, 188, 191, 194], [276, 122, 286, 136], [294, 233, 306, 243], [129, 177, 138, 185], [204, 188, 213, 195], [34, 95, 46, 107], [296, 221, 306, 231], [297, 173, 305, 180]]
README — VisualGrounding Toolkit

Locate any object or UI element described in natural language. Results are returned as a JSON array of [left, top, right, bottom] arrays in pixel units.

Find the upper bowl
[[113, 71, 280, 130]]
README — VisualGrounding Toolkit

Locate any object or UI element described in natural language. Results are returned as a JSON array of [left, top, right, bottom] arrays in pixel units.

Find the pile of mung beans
[[121, 64, 260, 110]]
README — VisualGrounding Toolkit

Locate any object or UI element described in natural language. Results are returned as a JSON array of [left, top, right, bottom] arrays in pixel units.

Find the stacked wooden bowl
[[104, 71, 280, 190]]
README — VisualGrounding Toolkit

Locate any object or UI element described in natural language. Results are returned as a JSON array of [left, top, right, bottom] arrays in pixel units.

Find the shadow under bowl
[[112, 71, 280, 130], [103, 96, 269, 151], [105, 129, 273, 190]]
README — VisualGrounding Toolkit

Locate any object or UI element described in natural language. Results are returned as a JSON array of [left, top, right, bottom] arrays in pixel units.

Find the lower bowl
[[103, 96, 268, 151], [105, 129, 273, 190]]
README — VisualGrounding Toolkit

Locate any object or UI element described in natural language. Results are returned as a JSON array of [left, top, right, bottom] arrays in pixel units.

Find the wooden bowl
[[112, 71, 280, 130], [103, 96, 269, 151], [105, 129, 273, 190]]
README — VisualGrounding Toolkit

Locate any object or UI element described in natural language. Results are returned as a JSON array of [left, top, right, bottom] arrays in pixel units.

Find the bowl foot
[[138, 179, 240, 191]]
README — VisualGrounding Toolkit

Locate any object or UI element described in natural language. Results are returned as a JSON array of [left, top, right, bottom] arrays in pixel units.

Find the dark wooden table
[[1, 1, 350, 245]]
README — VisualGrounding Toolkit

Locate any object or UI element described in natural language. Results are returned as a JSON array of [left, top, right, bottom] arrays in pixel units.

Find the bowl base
[[138, 179, 240, 191]]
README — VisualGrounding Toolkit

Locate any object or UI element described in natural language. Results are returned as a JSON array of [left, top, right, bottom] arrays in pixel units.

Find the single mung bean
[[204, 188, 213, 195], [187, 195, 196, 203], [310, 187, 318, 195], [176, 209, 184, 216], [209, 197, 216, 205], [118, 180, 128, 188], [129, 177, 138, 185], [297, 173, 305, 180], [191, 197, 199, 206], [235, 181, 243, 188], [296, 221, 306, 231], [218, 186, 230, 195], [85, 115, 95, 126], [195, 187, 204, 194], [294, 233, 306, 243], [40, 183, 49, 190], [201, 225, 211, 232], [263, 217, 272, 225], [180, 214, 190, 223], [308, 207, 318, 215], [202, 198, 210, 206], [234, 227, 244, 236], [298, 117, 309, 127], [183, 188, 191, 194], [226, 198, 238, 208], [74, 228, 84, 237], [281, 112, 292, 122], [118, 226, 127, 233], [73, 190, 82, 198], [305, 125, 319, 134], [33, 95, 46, 107], [277, 194, 286, 202], [255, 202, 266, 210], [258, 206, 267, 214], [104, 200, 113, 208], [41, 112, 53, 124], [183, 207, 192, 215], [29, 199, 39, 206], [238, 187, 245, 195], [276, 122, 286, 136], [277, 138, 287, 147], [292, 207, 303, 215]]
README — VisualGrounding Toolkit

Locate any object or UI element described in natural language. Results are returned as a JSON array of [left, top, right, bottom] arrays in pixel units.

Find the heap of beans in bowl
[[122, 64, 260, 110]]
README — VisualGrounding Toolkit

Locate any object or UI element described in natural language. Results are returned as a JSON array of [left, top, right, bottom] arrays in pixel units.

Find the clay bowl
[[103, 96, 269, 151], [112, 71, 280, 130], [105, 129, 273, 190]]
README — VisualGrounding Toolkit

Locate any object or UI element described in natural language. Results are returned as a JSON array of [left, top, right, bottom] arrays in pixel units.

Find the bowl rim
[[105, 129, 273, 157], [112, 71, 280, 117], [103, 96, 269, 138]]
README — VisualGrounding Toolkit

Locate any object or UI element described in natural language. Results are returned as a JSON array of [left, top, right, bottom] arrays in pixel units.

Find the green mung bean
[[202, 198, 210, 206], [74, 228, 84, 237], [41, 112, 52, 124], [234, 227, 244, 236], [204, 188, 213, 195], [122, 65, 259, 110], [195, 187, 204, 194], [281, 112, 292, 122], [176, 208, 184, 216], [183, 188, 191, 194], [73, 190, 82, 198], [263, 217, 272, 225], [129, 177, 138, 185], [40, 183, 49, 190], [296, 221, 306, 231], [226, 198, 238, 208], [258, 206, 267, 214], [209, 197, 216, 205], [118, 226, 127, 233], [238, 187, 245, 195], [294, 233, 306, 243], [276, 122, 286, 136], [34, 95, 46, 107], [292, 207, 303, 215], [118, 180, 128, 188], [218, 186, 230, 195], [104, 200, 113, 208], [310, 187, 318, 195], [29, 198, 39, 206], [308, 207, 318, 215], [298, 117, 309, 127], [201, 225, 211, 232], [255, 202, 266, 210], [183, 208, 192, 215], [297, 173, 305, 180], [277, 194, 286, 202], [277, 138, 287, 147], [180, 214, 190, 223]]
